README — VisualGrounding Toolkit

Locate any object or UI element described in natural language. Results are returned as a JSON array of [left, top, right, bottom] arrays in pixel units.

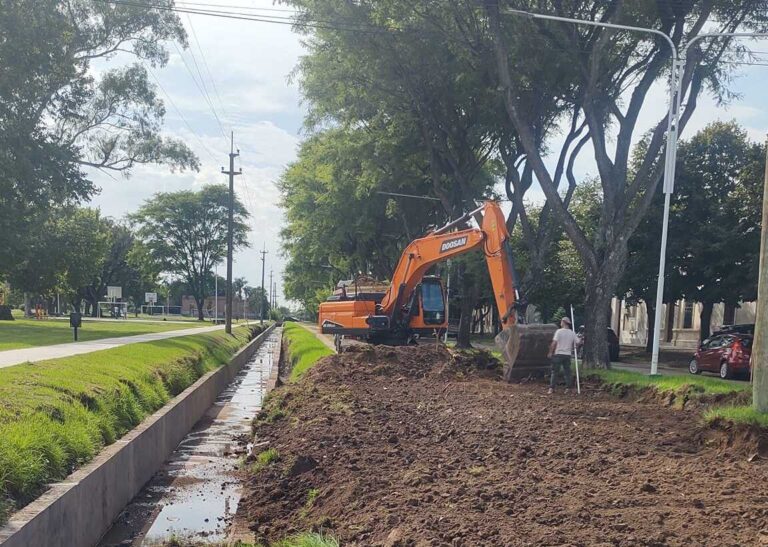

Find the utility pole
[[221, 132, 241, 334], [273, 281, 277, 308], [269, 270, 273, 316], [753, 135, 768, 413], [259, 244, 268, 326]]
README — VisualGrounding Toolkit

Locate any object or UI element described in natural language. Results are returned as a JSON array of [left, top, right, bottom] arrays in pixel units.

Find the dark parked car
[[689, 332, 752, 379], [714, 323, 754, 335], [577, 326, 620, 361]]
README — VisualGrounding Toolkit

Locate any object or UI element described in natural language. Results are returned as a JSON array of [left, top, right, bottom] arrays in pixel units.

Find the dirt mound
[[237, 344, 768, 546], [305, 344, 501, 384]]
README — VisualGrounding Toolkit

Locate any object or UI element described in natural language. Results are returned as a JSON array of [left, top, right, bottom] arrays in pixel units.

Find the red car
[[688, 332, 752, 379]]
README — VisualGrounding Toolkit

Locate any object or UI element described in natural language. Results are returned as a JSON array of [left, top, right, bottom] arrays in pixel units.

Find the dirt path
[[236, 345, 768, 546]]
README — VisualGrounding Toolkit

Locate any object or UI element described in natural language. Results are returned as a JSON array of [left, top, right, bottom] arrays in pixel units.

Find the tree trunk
[[23, 292, 31, 317], [699, 301, 714, 342], [723, 302, 736, 326], [665, 302, 675, 343], [581, 252, 626, 368], [456, 265, 477, 349], [644, 299, 655, 354], [195, 295, 205, 321]]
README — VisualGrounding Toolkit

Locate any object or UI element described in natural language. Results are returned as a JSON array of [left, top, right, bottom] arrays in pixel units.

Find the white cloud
[[87, 0, 306, 305]]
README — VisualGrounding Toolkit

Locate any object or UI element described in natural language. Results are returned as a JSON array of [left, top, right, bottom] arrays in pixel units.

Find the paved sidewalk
[[0, 324, 227, 369]]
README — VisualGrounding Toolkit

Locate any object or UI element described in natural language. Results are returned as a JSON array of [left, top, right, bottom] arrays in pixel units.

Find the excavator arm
[[377, 201, 521, 330]]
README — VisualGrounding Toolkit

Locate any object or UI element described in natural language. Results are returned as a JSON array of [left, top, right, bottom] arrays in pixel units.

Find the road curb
[[0, 324, 275, 547]]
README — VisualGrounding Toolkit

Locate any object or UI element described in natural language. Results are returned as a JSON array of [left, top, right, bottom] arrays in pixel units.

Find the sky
[[90, 0, 306, 306], [87, 1, 768, 306]]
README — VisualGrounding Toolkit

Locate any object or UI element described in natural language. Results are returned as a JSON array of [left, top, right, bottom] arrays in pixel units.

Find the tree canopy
[[0, 0, 200, 283], [131, 185, 250, 320]]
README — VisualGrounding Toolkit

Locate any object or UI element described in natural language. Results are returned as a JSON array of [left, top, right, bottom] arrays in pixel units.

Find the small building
[[610, 298, 756, 349]]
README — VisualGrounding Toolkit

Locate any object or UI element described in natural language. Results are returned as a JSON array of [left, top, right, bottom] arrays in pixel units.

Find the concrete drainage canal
[[100, 327, 282, 546]]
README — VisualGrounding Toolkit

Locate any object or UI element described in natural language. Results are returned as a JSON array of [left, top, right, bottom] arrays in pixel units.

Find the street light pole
[[503, 8, 677, 375], [214, 263, 218, 322]]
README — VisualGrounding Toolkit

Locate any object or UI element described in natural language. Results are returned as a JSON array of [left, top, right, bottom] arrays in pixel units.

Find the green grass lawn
[[0, 326, 252, 522], [704, 405, 768, 427], [284, 322, 334, 381], [0, 318, 205, 351], [587, 368, 749, 395]]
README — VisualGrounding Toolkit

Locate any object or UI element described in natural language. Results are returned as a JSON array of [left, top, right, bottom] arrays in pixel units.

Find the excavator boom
[[318, 201, 554, 377]]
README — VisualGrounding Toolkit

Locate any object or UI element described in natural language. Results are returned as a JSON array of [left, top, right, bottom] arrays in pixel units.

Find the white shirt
[[552, 328, 578, 356]]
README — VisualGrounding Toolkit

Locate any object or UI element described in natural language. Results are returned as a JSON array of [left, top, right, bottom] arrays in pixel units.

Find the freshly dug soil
[[236, 344, 768, 546]]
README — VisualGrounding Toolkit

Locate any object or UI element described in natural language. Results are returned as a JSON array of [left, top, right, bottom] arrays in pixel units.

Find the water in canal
[[99, 328, 281, 545]]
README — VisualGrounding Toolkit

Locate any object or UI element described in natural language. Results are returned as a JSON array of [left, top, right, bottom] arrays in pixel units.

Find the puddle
[[99, 328, 281, 546]]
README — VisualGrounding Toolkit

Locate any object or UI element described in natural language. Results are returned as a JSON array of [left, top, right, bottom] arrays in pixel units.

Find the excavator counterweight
[[318, 201, 554, 378]]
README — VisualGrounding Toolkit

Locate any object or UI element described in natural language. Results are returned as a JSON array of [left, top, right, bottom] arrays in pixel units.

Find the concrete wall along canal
[[0, 324, 278, 547]]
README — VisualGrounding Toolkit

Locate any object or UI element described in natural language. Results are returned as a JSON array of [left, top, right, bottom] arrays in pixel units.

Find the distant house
[[610, 298, 756, 349]]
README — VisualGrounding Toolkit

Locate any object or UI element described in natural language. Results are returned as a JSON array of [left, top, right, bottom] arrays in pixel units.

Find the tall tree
[[7, 207, 111, 313], [483, 0, 768, 366], [619, 122, 764, 345], [131, 185, 250, 321], [672, 121, 763, 340], [246, 286, 271, 321], [284, 1, 503, 342], [280, 127, 447, 316], [56, 208, 112, 312], [0, 0, 199, 280]]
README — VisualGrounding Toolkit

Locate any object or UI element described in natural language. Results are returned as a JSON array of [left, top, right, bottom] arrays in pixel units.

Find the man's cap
[[561, 317, 572, 325]]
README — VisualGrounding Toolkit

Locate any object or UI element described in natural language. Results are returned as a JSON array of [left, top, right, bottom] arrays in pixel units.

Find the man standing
[[547, 317, 578, 394]]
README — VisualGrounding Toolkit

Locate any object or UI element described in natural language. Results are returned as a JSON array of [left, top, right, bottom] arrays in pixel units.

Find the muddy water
[[99, 328, 281, 546]]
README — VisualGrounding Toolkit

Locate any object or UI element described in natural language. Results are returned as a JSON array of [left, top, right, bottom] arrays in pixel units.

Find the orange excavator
[[318, 201, 555, 376]]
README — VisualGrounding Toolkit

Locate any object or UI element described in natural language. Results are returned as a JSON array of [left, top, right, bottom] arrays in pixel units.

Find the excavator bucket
[[495, 323, 558, 382]]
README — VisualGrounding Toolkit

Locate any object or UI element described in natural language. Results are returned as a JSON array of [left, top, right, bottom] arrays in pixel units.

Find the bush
[[0, 306, 13, 321]]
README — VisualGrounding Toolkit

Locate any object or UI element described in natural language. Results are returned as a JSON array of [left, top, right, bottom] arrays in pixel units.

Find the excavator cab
[[403, 276, 448, 334]]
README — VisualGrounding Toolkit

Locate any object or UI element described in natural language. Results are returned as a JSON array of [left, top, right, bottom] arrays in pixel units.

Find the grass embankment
[[0, 318, 203, 351], [704, 405, 768, 427], [0, 326, 253, 522], [588, 368, 749, 396], [587, 368, 768, 430], [283, 322, 333, 381]]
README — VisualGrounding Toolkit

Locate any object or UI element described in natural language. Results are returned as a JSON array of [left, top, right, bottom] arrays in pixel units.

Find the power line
[[185, 12, 231, 126], [175, 1, 297, 12], [172, 41, 228, 140], [101, 0, 404, 34], [182, 14, 225, 129], [147, 67, 220, 164]]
